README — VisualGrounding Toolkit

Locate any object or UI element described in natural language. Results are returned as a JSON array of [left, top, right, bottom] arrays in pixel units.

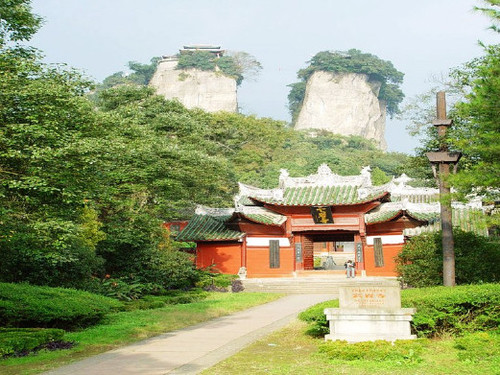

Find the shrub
[[0, 283, 122, 330], [196, 272, 237, 291], [402, 283, 500, 337], [453, 331, 500, 363], [298, 299, 339, 337], [122, 290, 208, 311], [300, 284, 500, 339], [0, 328, 65, 357], [84, 276, 167, 301], [319, 339, 427, 362], [397, 230, 500, 287]]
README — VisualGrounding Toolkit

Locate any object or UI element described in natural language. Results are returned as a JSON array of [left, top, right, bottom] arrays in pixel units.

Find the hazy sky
[[30, 0, 498, 154]]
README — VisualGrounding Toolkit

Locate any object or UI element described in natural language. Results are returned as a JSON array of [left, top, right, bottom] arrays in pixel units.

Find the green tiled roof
[[391, 194, 440, 204], [251, 185, 388, 206], [365, 210, 401, 224], [240, 212, 285, 225], [243, 213, 278, 225], [176, 214, 244, 242], [365, 209, 439, 225], [408, 211, 439, 222], [403, 209, 488, 237]]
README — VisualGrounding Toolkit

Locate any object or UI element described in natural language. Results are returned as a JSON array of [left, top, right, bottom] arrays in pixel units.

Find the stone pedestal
[[324, 281, 416, 342], [237, 267, 247, 280]]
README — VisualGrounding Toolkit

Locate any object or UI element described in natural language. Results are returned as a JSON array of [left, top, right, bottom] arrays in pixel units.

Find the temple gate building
[[172, 165, 487, 278]]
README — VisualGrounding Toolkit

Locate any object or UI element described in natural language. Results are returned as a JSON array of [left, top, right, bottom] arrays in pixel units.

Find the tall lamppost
[[426, 92, 461, 286]]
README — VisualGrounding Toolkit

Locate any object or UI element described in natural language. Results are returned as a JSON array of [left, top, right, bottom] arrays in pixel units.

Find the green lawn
[[0, 292, 282, 375], [204, 320, 500, 375]]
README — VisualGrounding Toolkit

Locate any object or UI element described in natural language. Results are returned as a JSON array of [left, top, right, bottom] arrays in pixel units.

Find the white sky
[[30, 0, 498, 154]]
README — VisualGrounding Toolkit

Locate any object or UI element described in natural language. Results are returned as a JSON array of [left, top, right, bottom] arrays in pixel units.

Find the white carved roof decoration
[[236, 182, 283, 205], [195, 205, 234, 217], [236, 165, 487, 212], [279, 164, 373, 190]]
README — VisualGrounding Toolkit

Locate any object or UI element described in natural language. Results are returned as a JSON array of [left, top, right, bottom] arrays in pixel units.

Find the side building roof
[[176, 205, 286, 242]]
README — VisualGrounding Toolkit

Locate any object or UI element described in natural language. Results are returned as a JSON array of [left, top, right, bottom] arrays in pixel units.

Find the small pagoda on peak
[[170, 165, 488, 278]]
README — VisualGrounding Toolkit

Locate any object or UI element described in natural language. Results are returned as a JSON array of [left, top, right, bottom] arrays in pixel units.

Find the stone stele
[[324, 280, 416, 342], [294, 71, 387, 150]]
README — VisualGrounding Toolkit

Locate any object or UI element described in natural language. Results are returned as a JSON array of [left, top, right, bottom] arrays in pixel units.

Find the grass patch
[[0, 292, 282, 375], [205, 320, 500, 375]]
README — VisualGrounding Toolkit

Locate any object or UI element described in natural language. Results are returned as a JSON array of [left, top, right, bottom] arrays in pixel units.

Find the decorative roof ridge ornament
[[360, 166, 372, 187], [237, 182, 283, 202], [393, 173, 413, 185], [195, 205, 234, 217], [279, 164, 374, 189]]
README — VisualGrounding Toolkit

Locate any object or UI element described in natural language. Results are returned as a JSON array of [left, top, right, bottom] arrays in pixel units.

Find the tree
[[474, 0, 500, 33], [0, 0, 42, 45], [450, 44, 500, 201], [403, 3, 499, 225], [99, 57, 160, 89], [0, 47, 106, 286], [175, 50, 261, 86]]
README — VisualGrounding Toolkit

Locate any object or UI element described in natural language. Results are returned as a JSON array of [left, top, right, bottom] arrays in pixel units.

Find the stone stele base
[[324, 282, 416, 343], [324, 308, 417, 343]]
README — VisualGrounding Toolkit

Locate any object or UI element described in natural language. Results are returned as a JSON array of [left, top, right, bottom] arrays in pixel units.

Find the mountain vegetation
[[176, 50, 262, 86], [288, 49, 405, 123], [100, 57, 161, 89]]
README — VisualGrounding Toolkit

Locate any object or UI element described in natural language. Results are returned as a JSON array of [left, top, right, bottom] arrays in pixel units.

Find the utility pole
[[426, 92, 461, 286]]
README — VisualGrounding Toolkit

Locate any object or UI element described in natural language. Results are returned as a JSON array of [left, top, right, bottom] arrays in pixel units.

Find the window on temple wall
[[374, 237, 384, 267], [269, 240, 280, 268]]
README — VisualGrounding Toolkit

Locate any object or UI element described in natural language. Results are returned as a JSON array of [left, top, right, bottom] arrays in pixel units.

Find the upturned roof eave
[[248, 191, 390, 207]]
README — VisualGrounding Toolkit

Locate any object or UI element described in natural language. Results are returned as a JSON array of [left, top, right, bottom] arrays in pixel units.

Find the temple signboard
[[310, 206, 334, 224]]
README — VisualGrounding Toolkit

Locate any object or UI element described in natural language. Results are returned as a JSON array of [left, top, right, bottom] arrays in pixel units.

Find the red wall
[[196, 242, 242, 274], [246, 247, 295, 277], [363, 243, 403, 276]]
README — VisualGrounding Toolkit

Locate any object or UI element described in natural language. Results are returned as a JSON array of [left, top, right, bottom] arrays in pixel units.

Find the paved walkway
[[44, 294, 334, 375]]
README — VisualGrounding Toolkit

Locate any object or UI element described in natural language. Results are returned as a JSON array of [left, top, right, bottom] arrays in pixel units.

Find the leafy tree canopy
[[474, 0, 500, 33], [0, 0, 42, 45], [99, 56, 161, 90], [449, 44, 500, 200], [403, 3, 499, 228], [176, 50, 262, 86], [288, 49, 405, 122]]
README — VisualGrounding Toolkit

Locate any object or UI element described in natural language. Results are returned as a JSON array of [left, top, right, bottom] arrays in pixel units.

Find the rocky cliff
[[294, 72, 387, 150], [149, 58, 238, 113]]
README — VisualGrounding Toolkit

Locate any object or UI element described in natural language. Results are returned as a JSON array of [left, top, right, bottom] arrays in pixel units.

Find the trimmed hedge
[[299, 283, 500, 338], [402, 283, 500, 337], [0, 328, 65, 357], [0, 283, 123, 330]]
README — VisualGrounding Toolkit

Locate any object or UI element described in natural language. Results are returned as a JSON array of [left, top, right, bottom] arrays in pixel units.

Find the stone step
[[241, 276, 397, 294]]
